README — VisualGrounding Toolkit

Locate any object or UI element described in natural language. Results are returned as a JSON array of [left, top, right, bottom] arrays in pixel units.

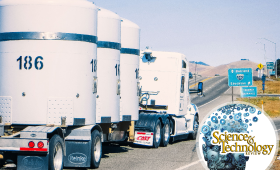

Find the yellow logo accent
[[212, 131, 274, 155]]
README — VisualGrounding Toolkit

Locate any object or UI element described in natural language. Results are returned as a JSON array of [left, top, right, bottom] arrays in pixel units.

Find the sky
[[89, 0, 280, 66]]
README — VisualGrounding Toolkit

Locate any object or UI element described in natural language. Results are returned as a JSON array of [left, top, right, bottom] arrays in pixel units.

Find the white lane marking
[[198, 96, 221, 108], [224, 86, 232, 93], [198, 83, 230, 108], [274, 129, 280, 131], [203, 77, 227, 92], [175, 160, 201, 170]]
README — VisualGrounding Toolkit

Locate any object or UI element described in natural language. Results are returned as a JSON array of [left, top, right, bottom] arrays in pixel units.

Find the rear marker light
[[137, 132, 146, 135], [28, 141, 35, 148], [137, 132, 153, 135], [37, 141, 44, 148]]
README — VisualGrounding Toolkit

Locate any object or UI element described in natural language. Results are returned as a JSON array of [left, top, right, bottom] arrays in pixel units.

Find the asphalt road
[[0, 76, 232, 170], [190, 76, 230, 107], [85, 76, 236, 170]]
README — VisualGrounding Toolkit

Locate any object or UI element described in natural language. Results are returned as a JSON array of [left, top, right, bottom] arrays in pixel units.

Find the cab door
[[179, 60, 187, 114]]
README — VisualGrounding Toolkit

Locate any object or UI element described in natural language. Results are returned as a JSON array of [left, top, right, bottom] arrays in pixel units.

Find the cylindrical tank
[[96, 7, 121, 123], [0, 0, 98, 125], [120, 18, 140, 121]]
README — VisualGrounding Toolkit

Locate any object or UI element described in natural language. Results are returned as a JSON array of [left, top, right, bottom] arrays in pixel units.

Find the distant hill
[[189, 61, 210, 66], [189, 62, 213, 74], [189, 60, 266, 77]]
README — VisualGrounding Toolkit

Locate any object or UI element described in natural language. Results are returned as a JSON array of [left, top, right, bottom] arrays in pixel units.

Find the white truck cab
[[134, 48, 203, 147]]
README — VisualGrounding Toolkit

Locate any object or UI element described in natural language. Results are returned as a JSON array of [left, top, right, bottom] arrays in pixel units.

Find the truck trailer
[[0, 0, 203, 169]]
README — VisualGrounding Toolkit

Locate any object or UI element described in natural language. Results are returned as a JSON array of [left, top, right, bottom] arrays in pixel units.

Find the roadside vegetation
[[237, 97, 280, 117], [254, 80, 280, 94], [237, 80, 280, 118]]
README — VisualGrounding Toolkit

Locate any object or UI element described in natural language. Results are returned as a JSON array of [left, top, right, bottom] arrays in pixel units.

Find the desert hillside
[[189, 60, 267, 77]]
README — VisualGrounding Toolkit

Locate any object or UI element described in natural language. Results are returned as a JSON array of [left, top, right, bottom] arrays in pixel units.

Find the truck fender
[[135, 112, 170, 131]]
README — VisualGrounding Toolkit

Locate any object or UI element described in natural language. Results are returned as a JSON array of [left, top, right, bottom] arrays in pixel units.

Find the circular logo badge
[[197, 102, 278, 170]]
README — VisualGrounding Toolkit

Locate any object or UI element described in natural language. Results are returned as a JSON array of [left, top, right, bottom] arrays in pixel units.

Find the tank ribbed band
[[120, 48, 140, 55], [97, 41, 121, 50], [0, 32, 97, 43]]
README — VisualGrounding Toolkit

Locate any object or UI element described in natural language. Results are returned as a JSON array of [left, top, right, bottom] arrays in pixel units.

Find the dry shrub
[[254, 81, 280, 94]]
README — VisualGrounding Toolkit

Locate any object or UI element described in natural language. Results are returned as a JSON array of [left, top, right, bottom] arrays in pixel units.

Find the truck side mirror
[[198, 82, 203, 93], [189, 82, 204, 96], [197, 82, 204, 97]]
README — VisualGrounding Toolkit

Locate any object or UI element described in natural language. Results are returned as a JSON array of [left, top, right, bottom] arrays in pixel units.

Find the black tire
[[91, 130, 102, 169], [0, 159, 4, 168], [160, 119, 170, 147], [49, 134, 64, 170], [153, 119, 162, 148], [190, 115, 199, 140]]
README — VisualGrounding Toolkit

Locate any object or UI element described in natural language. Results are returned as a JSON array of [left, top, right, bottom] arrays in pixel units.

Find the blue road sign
[[267, 62, 274, 69], [240, 86, 257, 98], [270, 71, 275, 76], [228, 68, 253, 86]]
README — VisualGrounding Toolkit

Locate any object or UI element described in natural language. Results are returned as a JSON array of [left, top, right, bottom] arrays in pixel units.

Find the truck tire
[[190, 115, 199, 140], [0, 159, 4, 168], [153, 119, 162, 148], [91, 130, 102, 169], [160, 119, 170, 147], [49, 134, 64, 170]]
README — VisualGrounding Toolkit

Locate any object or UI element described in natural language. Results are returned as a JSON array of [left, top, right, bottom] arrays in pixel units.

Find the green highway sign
[[266, 62, 274, 69]]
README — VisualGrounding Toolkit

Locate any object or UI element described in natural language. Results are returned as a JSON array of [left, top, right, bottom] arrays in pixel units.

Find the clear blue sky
[[90, 0, 280, 66]]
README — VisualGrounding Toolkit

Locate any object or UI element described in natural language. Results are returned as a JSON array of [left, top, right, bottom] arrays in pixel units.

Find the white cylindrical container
[[120, 18, 140, 121], [0, 0, 98, 125], [96, 7, 121, 123]]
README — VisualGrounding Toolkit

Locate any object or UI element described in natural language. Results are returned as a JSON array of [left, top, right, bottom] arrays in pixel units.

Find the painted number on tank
[[115, 64, 120, 76], [17, 56, 43, 70], [35, 56, 44, 70], [90, 59, 97, 72], [135, 68, 139, 79]]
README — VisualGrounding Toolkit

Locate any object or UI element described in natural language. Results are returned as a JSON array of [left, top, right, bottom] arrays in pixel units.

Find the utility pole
[[260, 38, 277, 78]]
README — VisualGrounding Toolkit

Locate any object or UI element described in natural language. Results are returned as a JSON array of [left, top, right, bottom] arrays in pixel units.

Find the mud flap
[[64, 140, 91, 168], [134, 131, 153, 146], [17, 155, 48, 170]]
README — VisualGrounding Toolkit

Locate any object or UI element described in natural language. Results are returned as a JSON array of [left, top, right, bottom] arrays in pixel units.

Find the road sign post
[[262, 75, 266, 93]]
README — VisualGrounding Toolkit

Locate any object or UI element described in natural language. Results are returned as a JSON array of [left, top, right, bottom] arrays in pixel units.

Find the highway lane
[[271, 118, 280, 139], [86, 76, 233, 170], [189, 76, 206, 85], [92, 77, 279, 170], [190, 76, 230, 107]]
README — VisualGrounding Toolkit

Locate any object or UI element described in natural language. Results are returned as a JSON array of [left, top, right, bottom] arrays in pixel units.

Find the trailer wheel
[[91, 130, 102, 169], [49, 134, 64, 170], [190, 115, 199, 140], [0, 159, 4, 168], [160, 119, 170, 147], [153, 119, 162, 148]]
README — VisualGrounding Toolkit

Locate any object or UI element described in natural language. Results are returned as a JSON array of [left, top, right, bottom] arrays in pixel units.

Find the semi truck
[[134, 48, 202, 148], [0, 0, 203, 169]]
